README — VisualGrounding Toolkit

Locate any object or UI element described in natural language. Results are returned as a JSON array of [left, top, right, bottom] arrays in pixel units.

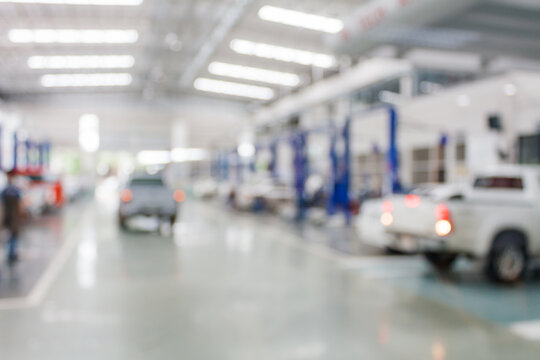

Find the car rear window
[[474, 177, 523, 190], [130, 178, 164, 186]]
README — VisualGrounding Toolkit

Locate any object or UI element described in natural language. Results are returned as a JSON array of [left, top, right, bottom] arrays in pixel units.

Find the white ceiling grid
[[4, 0, 540, 103], [0, 0, 364, 100]]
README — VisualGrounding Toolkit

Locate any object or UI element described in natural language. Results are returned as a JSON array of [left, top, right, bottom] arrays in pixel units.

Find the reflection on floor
[[0, 198, 538, 359], [0, 204, 82, 299]]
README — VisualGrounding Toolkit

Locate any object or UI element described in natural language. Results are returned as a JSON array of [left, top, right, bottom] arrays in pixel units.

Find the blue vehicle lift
[[326, 105, 401, 224], [327, 118, 352, 223], [239, 104, 401, 223], [291, 131, 308, 221], [387, 106, 401, 193]]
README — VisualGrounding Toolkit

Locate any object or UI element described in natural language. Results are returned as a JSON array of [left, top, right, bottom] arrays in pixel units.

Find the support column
[[13, 132, 18, 172]]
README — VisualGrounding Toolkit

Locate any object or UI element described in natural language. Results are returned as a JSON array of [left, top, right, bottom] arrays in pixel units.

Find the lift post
[[387, 106, 401, 194], [233, 149, 242, 185], [217, 150, 229, 181], [292, 132, 308, 221], [12, 132, 18, 171], [0, 125, 3, 171], [269, 140, 278, 179], [25, 140, 31, 171], [327, 119, 352, 224]]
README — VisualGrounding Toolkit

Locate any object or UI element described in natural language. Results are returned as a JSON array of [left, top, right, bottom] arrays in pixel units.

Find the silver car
[[118, 174, 183, 230]]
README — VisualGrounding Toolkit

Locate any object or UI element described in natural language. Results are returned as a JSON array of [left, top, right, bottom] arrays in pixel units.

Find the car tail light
[[121, 189, 133, 203], [46, 188, 56, 204], [404, 194, 421, 208], [381, 200, 394, 227], [434, 203, 452, 237], [174, 190, 186, 203]]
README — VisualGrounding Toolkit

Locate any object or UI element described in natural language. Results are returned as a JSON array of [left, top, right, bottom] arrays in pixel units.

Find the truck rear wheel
[[424, 252, 457, 272], [119, 215, 128, 231], [486, 232, 527, 284]]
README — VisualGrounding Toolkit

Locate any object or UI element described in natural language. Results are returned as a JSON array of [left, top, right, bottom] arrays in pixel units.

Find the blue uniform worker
[[1, 171, 22, 265]]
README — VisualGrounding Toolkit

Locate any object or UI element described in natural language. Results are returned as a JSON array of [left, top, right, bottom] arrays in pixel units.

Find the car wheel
[[486, 233, 527, 284], [119, 215, 128, 231], [424, 252, 457, 272]]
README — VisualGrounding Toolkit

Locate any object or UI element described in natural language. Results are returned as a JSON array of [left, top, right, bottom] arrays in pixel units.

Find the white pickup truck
[[380, 166, 540, 283]]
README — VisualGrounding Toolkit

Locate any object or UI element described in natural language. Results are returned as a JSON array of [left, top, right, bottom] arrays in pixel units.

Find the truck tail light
[[121, 189, 133, 203], [404, 194, 421, 208], [382, 200, 394, 213], [434, 203, 453, 237], [380, 200, 394, 227]]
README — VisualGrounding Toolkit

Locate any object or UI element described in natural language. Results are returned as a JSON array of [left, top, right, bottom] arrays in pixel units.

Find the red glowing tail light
[[382, 200, 394, 213], [434, 204, 450, 220], [404, 194, 421, 208], [174, 189, 186, 203], [380, 200, 395, 226], [120, 189, 133, 203], [434, 203, 453, 237]]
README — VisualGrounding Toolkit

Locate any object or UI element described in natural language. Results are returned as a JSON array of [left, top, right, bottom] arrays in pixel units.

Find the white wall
[[10, 93, 250, 153], [349, 71, 540, 186]]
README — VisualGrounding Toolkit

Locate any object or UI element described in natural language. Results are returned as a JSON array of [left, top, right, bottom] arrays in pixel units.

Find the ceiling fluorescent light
[[208, 62, 299, 87], [28, 55, 135, 69], [9, 29, 138, 44], [258, 5, 343, 33], [230, 39, 335, 68], [41, 73, 132, 87], [0, 0, 142, 5], [170, 148, 208, 162], [194, 78, 274, 100], [137, 151, 170, 165]]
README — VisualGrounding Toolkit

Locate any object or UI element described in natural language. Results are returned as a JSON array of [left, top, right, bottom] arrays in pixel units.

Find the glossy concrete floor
[[0, 197, 539, 360]]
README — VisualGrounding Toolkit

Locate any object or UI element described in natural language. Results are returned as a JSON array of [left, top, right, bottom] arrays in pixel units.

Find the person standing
[[2, 171, 22, 265]]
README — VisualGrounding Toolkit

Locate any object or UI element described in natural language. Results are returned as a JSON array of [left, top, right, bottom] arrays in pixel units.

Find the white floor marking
[[0, 209, 87, 310], [509, 320, 540, 341]]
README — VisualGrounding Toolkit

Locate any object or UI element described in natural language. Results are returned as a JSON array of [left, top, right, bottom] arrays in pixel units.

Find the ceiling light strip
[[41, 73, 133, 87], [208, 62, 299, 87], [9, 29, 138, 44], [0, 0, 142, 5], [230, 39, 336, 69], [194, 78, 274, 100], [28, 55, 135, 69], [258, 5, 343, 33]]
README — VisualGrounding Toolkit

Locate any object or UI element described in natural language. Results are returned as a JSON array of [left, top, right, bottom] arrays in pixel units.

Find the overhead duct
[[329, 0, 485, 56], [254, 57, 411, 125]]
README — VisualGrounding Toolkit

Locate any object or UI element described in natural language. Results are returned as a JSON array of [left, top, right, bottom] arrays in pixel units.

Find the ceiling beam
[[178, 0, 254, 89]]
